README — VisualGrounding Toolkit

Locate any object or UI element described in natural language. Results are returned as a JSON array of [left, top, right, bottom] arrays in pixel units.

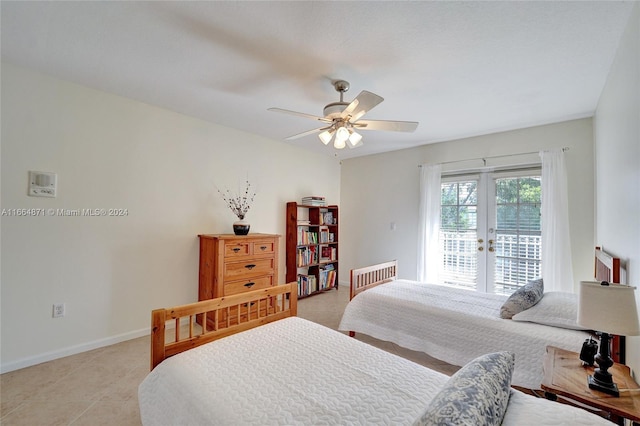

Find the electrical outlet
[[52, 303, 65, 318]]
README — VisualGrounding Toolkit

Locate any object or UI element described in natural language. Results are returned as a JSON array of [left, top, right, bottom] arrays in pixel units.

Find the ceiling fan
[[268, 80, 418, 149]]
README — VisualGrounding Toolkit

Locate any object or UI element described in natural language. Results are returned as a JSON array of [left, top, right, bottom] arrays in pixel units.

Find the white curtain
[[417, 164, 442, 282], [540, 149, 574, 293]]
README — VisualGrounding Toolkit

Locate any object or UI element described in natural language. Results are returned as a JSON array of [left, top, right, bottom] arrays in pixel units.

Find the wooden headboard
[[595, 246, 622, 284], [594, 246, 626, 364], [150, 282, 297, 370]]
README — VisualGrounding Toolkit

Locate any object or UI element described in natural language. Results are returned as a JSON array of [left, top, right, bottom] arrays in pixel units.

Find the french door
[[439, 170, 542, 295]]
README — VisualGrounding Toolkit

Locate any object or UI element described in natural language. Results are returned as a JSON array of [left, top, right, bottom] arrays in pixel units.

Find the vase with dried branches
[[217, 180, 256, 235]]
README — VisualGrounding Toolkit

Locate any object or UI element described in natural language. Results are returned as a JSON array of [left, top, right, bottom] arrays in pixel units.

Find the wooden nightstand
[[541, 346, 640, 425]]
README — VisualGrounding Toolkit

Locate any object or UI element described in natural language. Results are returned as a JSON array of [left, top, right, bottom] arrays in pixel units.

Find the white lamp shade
[[347, 130, 363, 147], [335, 126, 349, 140], [577, 281, 640, 336], [334, 126, 348, 149], [318, 129, 333, 145]]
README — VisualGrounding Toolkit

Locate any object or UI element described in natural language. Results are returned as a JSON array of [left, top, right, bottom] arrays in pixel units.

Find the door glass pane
[[440, 180, 478, 290], [440, 206, 458, 230], [458, 181, 477, 204], [493, 176, 541, 295]]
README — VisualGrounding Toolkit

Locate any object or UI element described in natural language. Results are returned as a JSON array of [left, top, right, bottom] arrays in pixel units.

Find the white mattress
[[338, 279, 591, 389], [139, 316, 608, 425]]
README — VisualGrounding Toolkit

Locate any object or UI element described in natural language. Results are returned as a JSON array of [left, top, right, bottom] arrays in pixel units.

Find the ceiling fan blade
[[353, 119, 419, 132], [285, 126, 331, 141], [340, 91, 384, 122], [268, 107, 332, 123]]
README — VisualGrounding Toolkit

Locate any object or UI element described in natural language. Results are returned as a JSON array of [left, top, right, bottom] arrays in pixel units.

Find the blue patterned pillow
[[413, 352, 515, 426], [499, 278, 544, 319]]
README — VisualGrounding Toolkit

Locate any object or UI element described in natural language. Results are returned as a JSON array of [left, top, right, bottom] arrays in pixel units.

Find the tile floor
[[0, 286, 458, 425]]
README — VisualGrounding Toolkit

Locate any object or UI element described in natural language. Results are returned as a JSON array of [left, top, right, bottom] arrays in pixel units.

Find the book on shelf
[[318, 264, 337, 290], [297, 229, 317, 245], [296, 245, 318, 267], [319, 226, 330, 243], [297, 274, 317, 296], [302, 196, 326, 206]]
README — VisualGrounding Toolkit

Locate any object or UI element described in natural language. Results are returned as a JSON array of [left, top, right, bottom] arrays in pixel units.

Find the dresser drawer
[[251, 240, 276, 256], [223, 275, 274, 295], [224, 239, 276, 258], [224, 241, 251, 257], [223, 257, 275, 280]]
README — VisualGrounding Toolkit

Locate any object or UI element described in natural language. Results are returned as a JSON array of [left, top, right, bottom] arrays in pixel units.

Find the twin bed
[[338, 247, 625, 390], [138, 250, 621, 425]]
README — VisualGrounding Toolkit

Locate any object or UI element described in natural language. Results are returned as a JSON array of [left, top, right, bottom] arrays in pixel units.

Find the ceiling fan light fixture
[[268, 79, 418, 150], [318, 129, 334, 145]]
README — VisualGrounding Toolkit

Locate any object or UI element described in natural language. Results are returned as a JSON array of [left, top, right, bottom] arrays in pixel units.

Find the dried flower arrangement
[[217, 180, 256, 220]]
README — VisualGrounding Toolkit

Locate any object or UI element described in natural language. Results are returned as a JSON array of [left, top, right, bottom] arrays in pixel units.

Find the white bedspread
[[338, 279, 591, 389], [139, 316, 607, 425]]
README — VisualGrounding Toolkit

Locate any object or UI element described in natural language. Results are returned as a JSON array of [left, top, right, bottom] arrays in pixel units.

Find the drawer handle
[[232, 247, 241, 253], [244, 282, 256, 288], [260, 246, 267, 251], [245, 264, 256, 270], [242, 302, 256, 307]]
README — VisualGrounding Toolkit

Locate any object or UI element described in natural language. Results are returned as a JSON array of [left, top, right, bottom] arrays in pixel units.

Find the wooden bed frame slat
[[349, 260, 397, 300], [150, 283, 297, 370]]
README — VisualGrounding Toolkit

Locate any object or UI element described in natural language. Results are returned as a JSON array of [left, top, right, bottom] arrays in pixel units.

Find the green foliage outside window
[[441, 181, 477, 231], [496, 177, 541, 233]]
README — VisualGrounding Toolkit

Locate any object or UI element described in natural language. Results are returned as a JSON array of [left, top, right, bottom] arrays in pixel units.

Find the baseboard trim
[[1, 327, 150, 374], [2, 284, 352, 374]]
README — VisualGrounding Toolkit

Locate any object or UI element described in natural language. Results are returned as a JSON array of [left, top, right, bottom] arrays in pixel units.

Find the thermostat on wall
[[29, 171, 57, 198]]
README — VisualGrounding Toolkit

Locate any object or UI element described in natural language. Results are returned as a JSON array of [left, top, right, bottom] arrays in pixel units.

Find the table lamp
[[577, 281, 639, 396]]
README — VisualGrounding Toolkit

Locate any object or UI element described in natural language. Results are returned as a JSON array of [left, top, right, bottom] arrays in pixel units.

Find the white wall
[[593, 3, 639, 376], [0, 63, 341, 372], [340, 118, 595, 291]]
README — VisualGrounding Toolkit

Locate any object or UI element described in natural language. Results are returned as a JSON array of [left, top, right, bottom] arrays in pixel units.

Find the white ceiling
[[1, 1, 634, 159]]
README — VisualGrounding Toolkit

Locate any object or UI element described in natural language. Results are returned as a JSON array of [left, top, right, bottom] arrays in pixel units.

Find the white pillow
[[511, 292, 589, 330]]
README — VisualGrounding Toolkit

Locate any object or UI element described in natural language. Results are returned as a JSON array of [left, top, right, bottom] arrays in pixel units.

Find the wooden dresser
[[198, 233, 280, 328]]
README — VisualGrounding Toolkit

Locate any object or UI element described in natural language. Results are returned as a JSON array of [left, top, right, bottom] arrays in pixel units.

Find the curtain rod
[[418, 147, 569, 167]]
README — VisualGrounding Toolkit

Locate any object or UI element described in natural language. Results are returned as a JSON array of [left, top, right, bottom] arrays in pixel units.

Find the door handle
[[478, 239, 484, 251], [488, 239, 495, 252]]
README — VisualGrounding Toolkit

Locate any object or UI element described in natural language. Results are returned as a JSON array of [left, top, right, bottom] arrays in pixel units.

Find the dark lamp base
[[587, 374, 620, 397]]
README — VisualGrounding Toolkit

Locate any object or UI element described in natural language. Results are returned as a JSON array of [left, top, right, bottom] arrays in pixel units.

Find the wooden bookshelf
[[286, 201, 338, 298]]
